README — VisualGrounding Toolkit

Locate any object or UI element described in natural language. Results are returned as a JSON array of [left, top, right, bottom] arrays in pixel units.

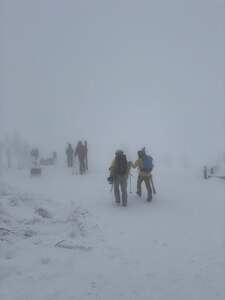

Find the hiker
[[129, 149, 153, 202], [74, 141, 87, 174], [30, 148, 39, 166], [107, 149, 130, 207], [65, 143, 74, 168]]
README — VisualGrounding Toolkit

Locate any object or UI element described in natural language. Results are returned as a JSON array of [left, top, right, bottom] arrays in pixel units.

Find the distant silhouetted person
[[74, 141, 87, 174], [66, 143, 74, 168], [30, 148, 39, 166]]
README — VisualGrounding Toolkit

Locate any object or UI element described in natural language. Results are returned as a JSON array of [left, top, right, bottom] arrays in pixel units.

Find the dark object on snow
[[30, 167, 42, 176], [35, 207, 51, 218], [40, 157, 54, 166]]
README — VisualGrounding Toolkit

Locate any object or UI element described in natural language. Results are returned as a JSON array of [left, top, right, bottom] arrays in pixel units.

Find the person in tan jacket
[[130, 149, 152, 202]]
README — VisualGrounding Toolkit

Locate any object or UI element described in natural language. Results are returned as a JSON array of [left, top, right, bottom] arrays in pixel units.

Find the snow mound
[[0, 183, 101, 249]]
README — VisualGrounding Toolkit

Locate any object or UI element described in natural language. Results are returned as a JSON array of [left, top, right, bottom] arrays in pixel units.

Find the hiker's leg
[[120, 176, 128, 206], [137, 176, 143, 196], [79, 158, 83, 174], [144, 177, 152, 201], [81, 157, 85, 173], [114, 176, 121, 203]]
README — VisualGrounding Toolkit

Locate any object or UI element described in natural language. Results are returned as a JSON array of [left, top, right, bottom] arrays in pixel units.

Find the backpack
[[115, 154, 128, 175], [76, 144, 86, 157], [141, 155, 153, 172]]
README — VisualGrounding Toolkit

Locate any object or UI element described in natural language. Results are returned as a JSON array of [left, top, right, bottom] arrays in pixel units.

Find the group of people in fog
[[108, 148, 154, 207], [1, 138, 155, 208], [66, 142, 155, 207], [66, 141, 88, 175]]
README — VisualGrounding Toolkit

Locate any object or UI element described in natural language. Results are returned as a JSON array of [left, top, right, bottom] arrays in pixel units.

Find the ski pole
[[150, 176, 156, 194], [129, 172, 133, 194]]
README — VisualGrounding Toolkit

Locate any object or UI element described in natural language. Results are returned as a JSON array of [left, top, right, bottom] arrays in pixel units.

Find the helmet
[[115, 149, 123, 156]]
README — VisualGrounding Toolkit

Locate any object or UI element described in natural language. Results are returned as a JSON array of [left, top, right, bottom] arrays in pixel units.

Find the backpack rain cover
[[142, 155, 153, 172]]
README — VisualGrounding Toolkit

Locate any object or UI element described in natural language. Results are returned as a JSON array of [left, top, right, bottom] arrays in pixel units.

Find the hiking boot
[[115, 200, 120, 204], [146, 197, 152, 202], [136, 191, 141, 197]]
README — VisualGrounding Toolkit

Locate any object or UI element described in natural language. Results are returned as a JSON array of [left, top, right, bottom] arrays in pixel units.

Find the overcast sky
[[0, 0, 224, 167]]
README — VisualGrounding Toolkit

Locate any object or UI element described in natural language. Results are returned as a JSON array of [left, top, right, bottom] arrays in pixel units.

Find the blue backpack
[[141, 155, 153, 172]]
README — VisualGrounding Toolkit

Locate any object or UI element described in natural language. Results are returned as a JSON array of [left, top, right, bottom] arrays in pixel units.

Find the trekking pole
[[72, 156, 75, 175], [72, 160, 74, 175], [150, 176, 156, 194], [75, 156, 78, 174], [129, 172, 133, 193]]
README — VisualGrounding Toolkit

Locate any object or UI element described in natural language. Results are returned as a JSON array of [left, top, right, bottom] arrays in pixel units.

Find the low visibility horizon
[[0, 0, 224, 168]]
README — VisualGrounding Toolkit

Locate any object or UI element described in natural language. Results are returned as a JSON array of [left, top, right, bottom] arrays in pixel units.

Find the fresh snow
[[0, 164, 224, 300]]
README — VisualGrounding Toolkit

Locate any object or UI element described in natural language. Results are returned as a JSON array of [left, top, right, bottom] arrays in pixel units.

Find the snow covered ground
[[0, 164, 224, 300]]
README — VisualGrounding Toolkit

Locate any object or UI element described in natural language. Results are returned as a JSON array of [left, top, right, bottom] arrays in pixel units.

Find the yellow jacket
[[130, 158, 151, 177], [109, 159, 130, 178]]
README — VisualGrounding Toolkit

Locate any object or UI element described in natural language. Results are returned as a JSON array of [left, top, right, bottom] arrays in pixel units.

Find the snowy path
[[0, 166, 224, 300]]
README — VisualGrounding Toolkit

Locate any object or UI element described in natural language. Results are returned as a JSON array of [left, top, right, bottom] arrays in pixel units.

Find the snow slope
[[0, 165, 224, 300]]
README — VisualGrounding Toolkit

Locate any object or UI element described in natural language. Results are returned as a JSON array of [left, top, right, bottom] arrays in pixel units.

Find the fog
[[0, 0, 224, 169]]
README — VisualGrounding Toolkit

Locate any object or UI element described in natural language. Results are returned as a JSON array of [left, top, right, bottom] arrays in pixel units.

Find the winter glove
[[107, 176, 114, 184]]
